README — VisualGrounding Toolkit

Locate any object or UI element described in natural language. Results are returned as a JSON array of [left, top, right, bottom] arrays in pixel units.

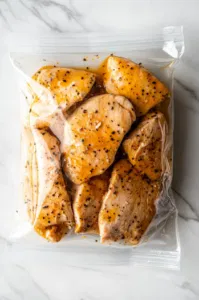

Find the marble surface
[[0, 0, 199, 299]]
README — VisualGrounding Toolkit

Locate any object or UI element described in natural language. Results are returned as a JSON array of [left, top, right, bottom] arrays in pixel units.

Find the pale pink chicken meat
[[73, 172, 110, 234], [25, 126, 74, 242], [29, 66, 96, 141], [99, 159, 161, 245], [123, 111, 168, 180]]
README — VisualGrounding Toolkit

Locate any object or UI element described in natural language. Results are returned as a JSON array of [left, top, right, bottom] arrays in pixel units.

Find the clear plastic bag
[[8, 26, 184, 269]]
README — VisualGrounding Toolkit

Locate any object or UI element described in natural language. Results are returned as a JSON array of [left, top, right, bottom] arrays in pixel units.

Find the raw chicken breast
[[62, 94, 136, 184], [99, 159, 161, 245], [22, 126, 38, 224], [73, 172, 110, 234], [123, 111, 168, 180], [31, 66, 96, 112], [29, 66, 96, 142], [103, 56, 170, 116], [32, 109, 67, 143], [30, 126, 74, 242]]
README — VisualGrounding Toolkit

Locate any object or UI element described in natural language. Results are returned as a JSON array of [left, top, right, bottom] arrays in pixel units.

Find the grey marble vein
[[0, 235, 11, 255], [3, 264, 50, 300], [63, 263, 127, 278], [178, 281, 199, 298], [0, 0, 102, 32], [172, 188, 199, 222], [178, 213, 198, 222], [175, 78, 198, 101], [0, 235, 8, 243], [175, 78, 199, 114], [2, 283, 23, 300], [19, 0, 62, 32], [38, 0, 100, 31], [0, 297, 12, 300], [3, 0, 16, 18], [19, 0, 94, 32], [0, 7, 10, 29], [38, 0, 88, 30], [178, 212, 198, 222]]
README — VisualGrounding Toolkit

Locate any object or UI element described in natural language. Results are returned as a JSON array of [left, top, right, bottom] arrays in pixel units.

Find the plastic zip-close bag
[[8, 26, 184, 269]]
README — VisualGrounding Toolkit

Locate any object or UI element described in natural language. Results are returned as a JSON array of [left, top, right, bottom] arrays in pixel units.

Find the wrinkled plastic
[[8, 26, 184, 269]]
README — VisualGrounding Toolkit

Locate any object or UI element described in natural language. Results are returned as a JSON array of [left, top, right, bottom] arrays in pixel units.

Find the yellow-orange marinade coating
[[31, 66, 96, 110], [123, 111, 168, 180], [29, 66, 96, 141], [103, 56, 170, 116], [62, 94, 136, 184]]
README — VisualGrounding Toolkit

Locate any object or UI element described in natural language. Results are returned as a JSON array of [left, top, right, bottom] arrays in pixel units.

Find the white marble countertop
[[0, 1, 199, 299]]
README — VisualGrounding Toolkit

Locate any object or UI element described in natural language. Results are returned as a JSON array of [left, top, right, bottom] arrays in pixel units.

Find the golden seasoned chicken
[[30, 126, 74, 242], [103, 56, 170, 116], [30, 66, 96, 117], [73, 172, 110, 234], [99, 159, 161, 245], [62, 94, 136, 184], [123, 111, 168, 180]]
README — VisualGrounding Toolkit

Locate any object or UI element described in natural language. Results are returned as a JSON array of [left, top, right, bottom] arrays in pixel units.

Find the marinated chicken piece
[[22, 126, 38, 224], [103, 56, 170, 116], [32, 108, 66, 143], [123, 111, 168, 180], [30, 66, 96, 117], [62, 94, 136, 184], [31, 126, 74, 242], [73, 172, 110, 234], [99, 159, 161, 245]]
